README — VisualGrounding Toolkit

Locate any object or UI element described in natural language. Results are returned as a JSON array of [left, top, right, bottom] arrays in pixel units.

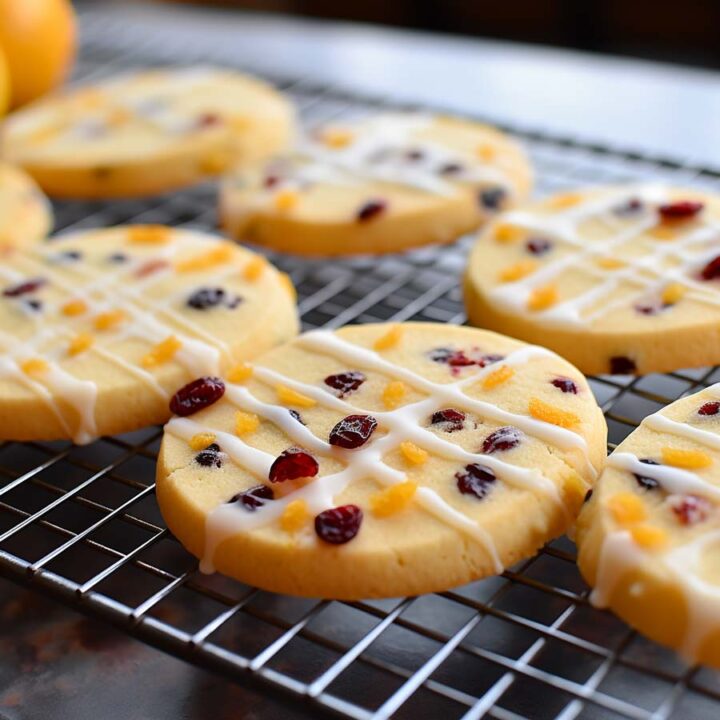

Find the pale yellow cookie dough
[[157, 322, 605, 599], [577, 384, 720, 667], [220, 113, 532, 256], [1, 68, 295, 198], [0, 161, 52, 247], [0, 225, 298, 443], [465, 185, 720, 375]]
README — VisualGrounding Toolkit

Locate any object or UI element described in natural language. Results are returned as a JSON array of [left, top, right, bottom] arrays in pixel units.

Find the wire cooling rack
[[3, 8, 720, 720]]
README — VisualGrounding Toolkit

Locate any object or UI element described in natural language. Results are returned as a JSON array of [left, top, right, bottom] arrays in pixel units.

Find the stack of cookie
[[2, 66, 720, 669]]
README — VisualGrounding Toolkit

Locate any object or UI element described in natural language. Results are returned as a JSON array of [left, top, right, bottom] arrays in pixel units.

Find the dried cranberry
[[429, 347, 474, 367], [526, 237, 553, 255], [584, 489, 593, 503], [551, 377, 578, 394], [357, 199, 387, 223], [3, 277, 46, 297], [609, 356, 636, 375], [269, 447, 319, 483], [329, 415, 377, 449], [197, 112, 221, 128], [482, 426, 523, 453], [230, 484, 274, 511], [324, 371, 366, 398], [170, 376, 225, 416], [613, 198, 644, 217], [438, 162, 463, 176], [264, 174, 281, 189], [700, 255, 720, 281], [430, 409, 466, 432], [196, 443, 223, 468], [405, 148, 425, 161], [314, 504, 363, 544], [480, 187, 507, 211], [455, 463, 497, 500], [634, 458, 660, 490], [659, 201, 703, 220], [187, 287, 240, 310], [699, 401, 720, 416], [670, 495, 712, 525], [289, 409, 305, 425]]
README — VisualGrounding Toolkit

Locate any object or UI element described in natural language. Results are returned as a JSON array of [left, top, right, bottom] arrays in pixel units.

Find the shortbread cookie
[[0, 225, 298, 443], [157, 323, 605, 599], [2, 68, 295, 198], [578, 384, 720, 667], [465, 185, 720, 375], [220, 113, 532, 256], [0, 161, 52, 247]]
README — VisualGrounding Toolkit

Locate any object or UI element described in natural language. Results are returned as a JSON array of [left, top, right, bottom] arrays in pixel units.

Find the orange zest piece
[[476, 143, 497, 161], [528, 397, 580, 428], [142, 336, 182, 368], [199, 150, 229, 174], [276, 385, 316, 408], [650, 225, 677, 241], [382, 380, 407, 409], [607, 492, 647, 526], [527, 285, 558, 311], [274, 189, 299, 212], [127, 225, 171, 245], [61, 299, 88, 317], [630, 524, 668, 550], [595, 257, 625, 270], [547, 192, 582, 210], [280, 500, 309, 532], [235, 411, 260, 436], [482, 365, 515, 390], [67, 333, 94, 357], [400, 441, 428, 466], [243, 255, 266, 281], [227, 363, 253, 383], [279, 272, 296, 300], [370, 480, 418, 517], [322, 128, 354, 149], [374, 325, 403, 351], [661, 283, 686, 305], [20, 357, 49, 376], [661, 447, 712, 469], [94, 309, 127, 330], [190, 433, 216, 451], [175, 245, 233, 273], [499, 260, 538, 283], [494, 223, 524, 244]]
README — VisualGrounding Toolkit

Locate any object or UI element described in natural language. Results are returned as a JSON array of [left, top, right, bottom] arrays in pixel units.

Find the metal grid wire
[[2, 8, 720, 720]]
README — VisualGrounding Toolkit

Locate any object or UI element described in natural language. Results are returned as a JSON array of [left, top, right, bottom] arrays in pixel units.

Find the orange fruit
[[0, 0, 76, 109]]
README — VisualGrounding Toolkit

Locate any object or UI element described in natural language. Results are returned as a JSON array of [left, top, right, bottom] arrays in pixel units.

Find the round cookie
[[0, 161, 52, 247], [464, 185, 720, 376], [156, 322, 605, 599], [220, 113, 532, 256], [1, 68, 295, 198], [0, 225, 298, 443], [577, 384, 720, 667]]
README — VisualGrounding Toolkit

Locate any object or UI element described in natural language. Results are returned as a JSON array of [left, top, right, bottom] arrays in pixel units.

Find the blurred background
[[168, 0, 720, 69]]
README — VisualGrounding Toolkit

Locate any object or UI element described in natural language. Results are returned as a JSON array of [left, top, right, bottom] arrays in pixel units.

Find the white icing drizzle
[[487, 184, 720, 328], [591, 386, 720, 662], [166, 332, 595, 574], [291, 113, 511, 197], [0, 231, 256, 443]]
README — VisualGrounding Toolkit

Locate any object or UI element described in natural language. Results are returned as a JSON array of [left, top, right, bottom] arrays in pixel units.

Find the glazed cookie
[[157, 323, 605, 599], [2, 68, 295, 198], [578, 384, 720, 667], [0, 225, 298, 443], [0, 161, 52, 247], [220, 113, 532, 256], [465, 185, 720, 375]]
